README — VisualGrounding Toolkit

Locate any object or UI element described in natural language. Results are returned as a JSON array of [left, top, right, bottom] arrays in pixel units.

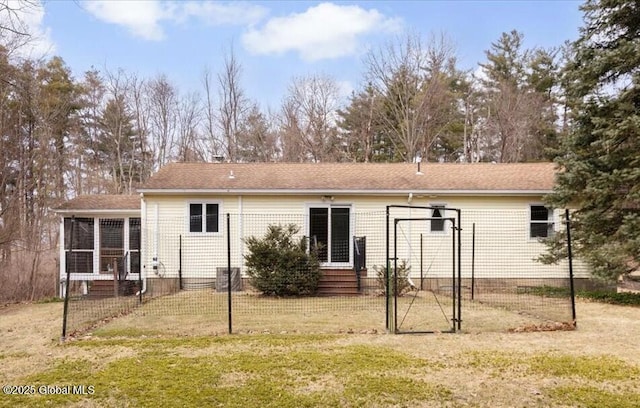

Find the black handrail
[[353, 236, 366, 292], [119, 251, 129, 282], [111, 251, 131, 296]]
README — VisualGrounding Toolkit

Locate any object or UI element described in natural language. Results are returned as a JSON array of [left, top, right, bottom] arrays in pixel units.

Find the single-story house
[[55, 162, 588, 297]]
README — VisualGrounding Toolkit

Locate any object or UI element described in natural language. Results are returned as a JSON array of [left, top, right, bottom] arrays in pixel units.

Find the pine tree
[[337, 86, 385, 162], [479, 30, 560, 162], [547, 0, 640, 280], [98, 96, 139, 194]]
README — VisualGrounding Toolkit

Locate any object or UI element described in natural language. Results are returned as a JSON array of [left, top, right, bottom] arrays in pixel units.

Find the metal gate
[[386, 206, 461, 334]]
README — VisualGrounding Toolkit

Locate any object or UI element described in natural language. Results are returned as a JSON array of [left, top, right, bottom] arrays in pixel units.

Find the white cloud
[[242, 3, 402, 61], [471, 65, 489, 90], [83, 0, 168, 41], [179, 1, 268, 26], [337, 80, 355, 101], [82, 1, 268, 42], [1, 0, 55, 58]]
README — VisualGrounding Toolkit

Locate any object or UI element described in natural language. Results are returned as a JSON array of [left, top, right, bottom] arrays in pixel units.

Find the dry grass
[[65, 288, 572, 336], [1, 299, 639, 407], [0, 250, 58, 302]]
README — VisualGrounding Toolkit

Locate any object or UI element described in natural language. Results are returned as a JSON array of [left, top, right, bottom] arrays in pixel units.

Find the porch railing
[[108, 251, 135, 297]]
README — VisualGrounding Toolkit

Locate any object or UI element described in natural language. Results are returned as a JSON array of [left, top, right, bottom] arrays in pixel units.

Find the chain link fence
[[61, 208, 583, 338]]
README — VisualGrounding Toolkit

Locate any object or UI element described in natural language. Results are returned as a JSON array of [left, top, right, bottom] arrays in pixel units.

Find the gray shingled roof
[[138, 162, 557, 193], [54, 195, 140, 211]]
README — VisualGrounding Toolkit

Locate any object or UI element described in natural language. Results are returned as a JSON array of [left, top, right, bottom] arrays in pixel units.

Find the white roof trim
[[53, 209, 140, 214], [137, 188, 552, 196]]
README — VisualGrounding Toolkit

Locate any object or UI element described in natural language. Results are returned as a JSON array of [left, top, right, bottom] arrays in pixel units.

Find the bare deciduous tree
[[0, 0, 37, 53], [176, 92, 205, 162], [128, 73, 152, 183], [364, 32, 459, 162], [147, 74, 178, 168], [279, 74, 342, 162], [202, 66, 223, 160], [485, 80, 544, 162], [101, 68, 143, 194], [217, 46, 250, 162], [0, 47, 20, 257]]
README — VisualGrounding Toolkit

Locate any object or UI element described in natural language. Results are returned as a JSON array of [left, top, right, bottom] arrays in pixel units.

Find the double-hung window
[[530, 205, 554, 238], [189, 203, 219, 233]]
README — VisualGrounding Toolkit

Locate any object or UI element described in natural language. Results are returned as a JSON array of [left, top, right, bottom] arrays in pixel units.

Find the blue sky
[[21, 0, 584, 109]]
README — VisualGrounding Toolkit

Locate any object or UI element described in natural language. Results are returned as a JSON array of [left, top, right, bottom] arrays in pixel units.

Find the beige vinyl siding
[[142, 196, 238, 281], [242, 195, 352, 270], [141, 193, 589, 281]]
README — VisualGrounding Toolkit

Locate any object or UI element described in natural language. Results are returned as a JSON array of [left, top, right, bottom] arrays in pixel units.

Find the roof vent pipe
[[229, 170, 235, 179], [416, 157, 423, 176]]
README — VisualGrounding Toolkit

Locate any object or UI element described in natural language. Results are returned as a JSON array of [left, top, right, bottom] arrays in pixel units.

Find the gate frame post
[[386, 205, 462, 335], [61, 216, 75, 341]]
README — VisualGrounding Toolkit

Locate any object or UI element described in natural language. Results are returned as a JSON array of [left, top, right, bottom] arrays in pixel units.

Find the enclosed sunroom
[[55, 195, 141, 297]]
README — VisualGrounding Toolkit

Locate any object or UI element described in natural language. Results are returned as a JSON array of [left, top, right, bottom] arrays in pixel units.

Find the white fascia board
[[53, 209, 141, 216], [137, 188, 552, 196]]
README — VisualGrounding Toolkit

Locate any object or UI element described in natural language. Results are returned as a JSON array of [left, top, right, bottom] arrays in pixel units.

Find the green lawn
[[2, 333, 640, 408], [1, 300, 639, 407]]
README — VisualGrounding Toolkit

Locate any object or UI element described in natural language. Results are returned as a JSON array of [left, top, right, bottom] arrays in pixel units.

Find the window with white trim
[[64, 216, 140, 276], [100, 218, 124, 273], [129, 218, 141, 274], [64, 217, 94, 274], [309, 206, 351, 264], [530, 205, 554, 238], [189, 203, 219, 233]]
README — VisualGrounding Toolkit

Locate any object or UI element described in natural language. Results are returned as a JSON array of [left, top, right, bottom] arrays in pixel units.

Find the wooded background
[[1, 0, 638, 300]]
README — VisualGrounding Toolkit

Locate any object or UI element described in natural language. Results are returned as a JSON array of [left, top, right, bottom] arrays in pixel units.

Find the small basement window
[[530, 205, 554, 238], [431, 205, 445, 232], [189, 203, 219, 233]]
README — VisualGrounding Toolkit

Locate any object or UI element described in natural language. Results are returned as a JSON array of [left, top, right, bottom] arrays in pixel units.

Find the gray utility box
[[216, 267, 242, 292]]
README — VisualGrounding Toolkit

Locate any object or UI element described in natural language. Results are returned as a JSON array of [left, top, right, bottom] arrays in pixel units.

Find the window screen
[[189, 203, 219, 233], [530, 205, 554, 238]]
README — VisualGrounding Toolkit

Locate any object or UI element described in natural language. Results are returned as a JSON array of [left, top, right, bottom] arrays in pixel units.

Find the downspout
[[238, 196, 243, 275], [407, 192, 413, 262], [136, 195, 148, 296], [407, 193, 415, 289], [154, 203, 159, 270], [59, 216, 66, 298]]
